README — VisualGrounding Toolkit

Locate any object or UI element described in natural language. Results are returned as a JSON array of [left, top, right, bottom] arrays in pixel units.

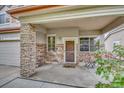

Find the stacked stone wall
[[46, 44, 64, 63], [36, 44, 46, 67], [20, 24, 36, 77]]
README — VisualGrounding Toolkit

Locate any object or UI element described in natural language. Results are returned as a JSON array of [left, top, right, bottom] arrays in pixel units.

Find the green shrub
[[95, 45, 124, 88]]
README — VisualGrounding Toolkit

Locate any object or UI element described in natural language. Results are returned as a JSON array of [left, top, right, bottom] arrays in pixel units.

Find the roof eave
[[7, 5, 64, 15]]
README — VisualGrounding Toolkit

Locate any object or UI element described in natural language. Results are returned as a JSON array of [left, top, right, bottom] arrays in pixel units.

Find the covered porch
[[34, 15, 119, 67], [8, 5, 124, 86]]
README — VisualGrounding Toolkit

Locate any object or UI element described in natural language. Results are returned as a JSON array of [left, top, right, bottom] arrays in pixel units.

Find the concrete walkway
[[0, 65, 20, 87], [1, 78, 72, 88]]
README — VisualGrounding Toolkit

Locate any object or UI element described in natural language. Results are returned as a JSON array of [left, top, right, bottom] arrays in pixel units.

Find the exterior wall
[[79, 30, 98, 63], [36, 31, 46, 67], [79, 51, 95, 63], [98, 34, 105, 49], [47, 27, 79, 44], [36, 43, 46, 67], [0, 6, 21, 67], [46, 44, 64, 63], [44, 27, 97, 63], [46, 28, 79, 63], [0, 6, 21, 66], [105, 30, 124, 51], [0, 6, 20, 24], [20, 25, 98, 68], [36, 31, 46, 44]]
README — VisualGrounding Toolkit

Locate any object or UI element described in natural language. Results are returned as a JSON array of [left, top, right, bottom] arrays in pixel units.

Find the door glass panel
[[65, 41, 75, 62]]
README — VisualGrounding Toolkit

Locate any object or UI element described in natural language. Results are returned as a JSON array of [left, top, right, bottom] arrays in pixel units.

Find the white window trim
[[89, 38, 90, 51], [79, 36, 96, 52], [113, 41, 120, 45], [79, 35, 97, 38], [47, 34, 56, 52], [0, 12, 11, 25]]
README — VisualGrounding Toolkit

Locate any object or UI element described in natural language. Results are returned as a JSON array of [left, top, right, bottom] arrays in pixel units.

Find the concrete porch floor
[[30, 63, 106, 88], [0, 64, 107, 88], [0, 65, 72, 88]]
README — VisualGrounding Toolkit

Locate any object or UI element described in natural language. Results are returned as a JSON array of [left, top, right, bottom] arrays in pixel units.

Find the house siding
[[105, 30, 124, 51]]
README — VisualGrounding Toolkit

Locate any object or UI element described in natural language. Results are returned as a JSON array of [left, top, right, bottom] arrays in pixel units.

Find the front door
[[65, 41, 75, 62]]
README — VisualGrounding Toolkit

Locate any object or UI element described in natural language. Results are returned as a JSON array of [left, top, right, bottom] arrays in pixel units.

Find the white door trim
[[63, 37, 78, 63]]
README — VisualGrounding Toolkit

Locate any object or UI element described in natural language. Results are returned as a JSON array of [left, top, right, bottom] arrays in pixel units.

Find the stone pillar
[[20, 24, 36, 77], [36, 43, 46, 67]]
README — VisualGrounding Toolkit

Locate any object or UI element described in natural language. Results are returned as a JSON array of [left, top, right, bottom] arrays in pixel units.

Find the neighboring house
[[104, 24, 124, 51], [6, 5, 124, 77], [0, 5, 21, 66]]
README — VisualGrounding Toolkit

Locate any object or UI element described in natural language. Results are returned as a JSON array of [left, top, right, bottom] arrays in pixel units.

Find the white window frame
[[79, 36, 96, 52], [47, 34, 56, 52], [0, 12, 11, 25]]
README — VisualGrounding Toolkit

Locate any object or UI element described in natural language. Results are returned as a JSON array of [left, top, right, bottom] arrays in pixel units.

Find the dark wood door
[[65, 41, 75, 62]]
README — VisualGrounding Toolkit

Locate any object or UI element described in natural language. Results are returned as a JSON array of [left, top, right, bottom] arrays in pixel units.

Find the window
[[113, 41, 120, 46], [80, 37, 95, 51], [48, 36, 55, 51], [113, 41, 120, 50], [0, 13, 10, 24]]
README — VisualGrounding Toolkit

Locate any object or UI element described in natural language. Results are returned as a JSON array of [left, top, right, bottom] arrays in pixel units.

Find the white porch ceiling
[[41, 16, 118, 31]]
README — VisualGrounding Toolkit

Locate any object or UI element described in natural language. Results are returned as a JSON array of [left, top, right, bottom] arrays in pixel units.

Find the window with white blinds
[[80, 37, 95, 51], [0, 13, 10, 24]]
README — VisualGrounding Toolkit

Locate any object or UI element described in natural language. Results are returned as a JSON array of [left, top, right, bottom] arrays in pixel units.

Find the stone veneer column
[[20, 24, 36, 77], [36, 43, 46, 67]]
